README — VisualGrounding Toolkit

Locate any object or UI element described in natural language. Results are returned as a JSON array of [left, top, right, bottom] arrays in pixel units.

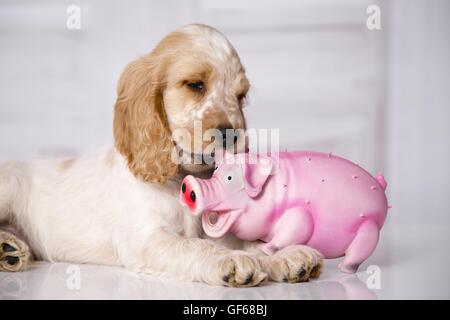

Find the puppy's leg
[[243, 241, 323, 283], [0, 229, 31, 272], [140, 231, 267, 287]]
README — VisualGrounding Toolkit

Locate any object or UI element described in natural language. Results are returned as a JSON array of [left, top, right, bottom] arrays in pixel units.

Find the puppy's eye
[[187, 81, 205, 92]]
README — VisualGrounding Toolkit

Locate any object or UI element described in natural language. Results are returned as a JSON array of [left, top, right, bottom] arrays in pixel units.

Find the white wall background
[[388, 0, 450, 225], [0, 0, 448, 224]]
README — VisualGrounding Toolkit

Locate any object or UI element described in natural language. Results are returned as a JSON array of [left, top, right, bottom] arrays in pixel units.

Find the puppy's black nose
[[218, 127, 236, 148]]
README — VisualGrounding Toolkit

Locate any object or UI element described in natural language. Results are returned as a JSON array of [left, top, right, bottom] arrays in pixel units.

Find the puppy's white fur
[[2, 149, 187, 265]]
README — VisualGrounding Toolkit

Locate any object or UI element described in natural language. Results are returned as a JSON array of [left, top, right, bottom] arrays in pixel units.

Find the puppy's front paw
[[0, 231, 31, 272], [211, 253, 267, 287], [263, 245, 323, 283]]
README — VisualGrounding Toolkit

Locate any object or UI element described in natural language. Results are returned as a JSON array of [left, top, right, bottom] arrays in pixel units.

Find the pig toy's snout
[[180, 175, 224, 217], [181, 181, 197, 205], [180, 174, 241, 239], [180, 176, 204, 216]]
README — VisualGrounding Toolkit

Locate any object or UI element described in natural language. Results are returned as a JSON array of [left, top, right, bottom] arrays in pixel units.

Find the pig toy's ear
[[242, 156, 273, 198]]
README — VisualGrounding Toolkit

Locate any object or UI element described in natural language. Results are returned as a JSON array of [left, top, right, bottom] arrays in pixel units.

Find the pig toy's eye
[[222, 170, 244, 189]]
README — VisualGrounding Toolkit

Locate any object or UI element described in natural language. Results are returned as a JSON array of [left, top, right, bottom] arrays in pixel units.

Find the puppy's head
[[114, 24, 249, 183]]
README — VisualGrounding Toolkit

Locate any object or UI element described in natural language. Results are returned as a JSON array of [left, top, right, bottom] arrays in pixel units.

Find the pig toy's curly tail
[[375, 173, 387, 191]]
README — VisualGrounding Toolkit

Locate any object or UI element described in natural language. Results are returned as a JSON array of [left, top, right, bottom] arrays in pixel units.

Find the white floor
[[1, 225, 449, 300]]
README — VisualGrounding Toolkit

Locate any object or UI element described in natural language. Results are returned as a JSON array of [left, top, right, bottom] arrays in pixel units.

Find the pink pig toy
[[180, 151, 388, 273]]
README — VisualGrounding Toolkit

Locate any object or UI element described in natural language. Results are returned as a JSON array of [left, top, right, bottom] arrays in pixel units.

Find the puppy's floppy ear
[[113, 55, 177, 183]]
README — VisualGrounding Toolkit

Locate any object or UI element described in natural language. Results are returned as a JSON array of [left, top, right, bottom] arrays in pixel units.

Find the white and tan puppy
[[0, 24, 322, 287]]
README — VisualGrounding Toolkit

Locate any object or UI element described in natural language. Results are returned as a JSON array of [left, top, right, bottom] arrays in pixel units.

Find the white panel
[[0, 1, 93, 32], [197, 0, 375, 31], [228, 29, 385, 170], [388, 0, 450, 224]]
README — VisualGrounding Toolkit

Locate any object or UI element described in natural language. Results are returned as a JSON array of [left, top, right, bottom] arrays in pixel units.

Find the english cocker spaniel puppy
[[0, 24, 322, 287]]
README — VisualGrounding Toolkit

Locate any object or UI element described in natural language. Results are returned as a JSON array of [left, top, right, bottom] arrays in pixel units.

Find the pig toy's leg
[[262, 206, 314, 256], [339, 220, 380, 273]]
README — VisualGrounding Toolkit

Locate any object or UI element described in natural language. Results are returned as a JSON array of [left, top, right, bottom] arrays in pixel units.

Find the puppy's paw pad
[[218, 254, 267, 288], [2, 243, 17, 253], [5, 256, 19, 266], [265, 245, 323, 283], [0, 232, 30, 272]]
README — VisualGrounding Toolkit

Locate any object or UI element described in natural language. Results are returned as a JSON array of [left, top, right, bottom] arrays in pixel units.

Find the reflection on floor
[[1, 225, 449, 299]]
